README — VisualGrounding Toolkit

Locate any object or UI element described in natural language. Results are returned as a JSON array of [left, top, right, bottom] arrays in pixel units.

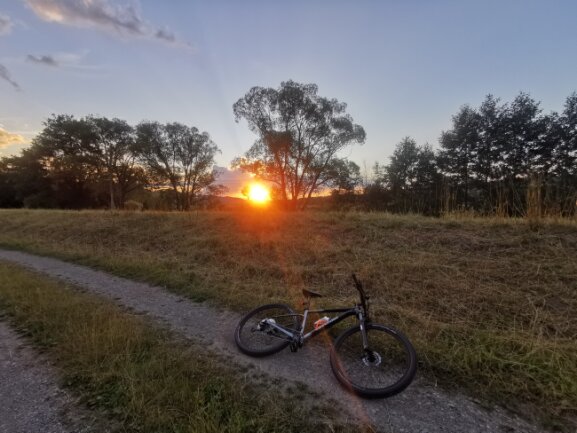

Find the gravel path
[[0, 249, 543, 433], [0, 320, 111, 433]]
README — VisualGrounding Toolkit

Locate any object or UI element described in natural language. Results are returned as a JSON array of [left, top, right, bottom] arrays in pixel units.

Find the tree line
[[1, 81, 575, 215], [0, 80, 367, 211], [0, 115, 220, 210], [360, 92, 577, 216]]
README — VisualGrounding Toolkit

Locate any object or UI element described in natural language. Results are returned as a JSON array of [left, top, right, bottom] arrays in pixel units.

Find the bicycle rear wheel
[[330, 323, 417, 398], [234, 303, 299, 357]]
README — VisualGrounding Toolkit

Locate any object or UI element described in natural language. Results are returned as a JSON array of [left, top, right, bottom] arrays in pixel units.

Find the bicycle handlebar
[[351, 273, 366, 298]]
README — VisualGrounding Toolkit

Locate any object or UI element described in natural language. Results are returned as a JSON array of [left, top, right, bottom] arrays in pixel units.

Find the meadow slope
[[0, 209, 575, 429]]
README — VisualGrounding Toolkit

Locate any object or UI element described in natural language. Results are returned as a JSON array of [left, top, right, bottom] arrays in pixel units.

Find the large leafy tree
[[32, 115, 144, 208], [135, 122, 219, 211], [232, 80, 366, 210], [32, 114, 100, 208]]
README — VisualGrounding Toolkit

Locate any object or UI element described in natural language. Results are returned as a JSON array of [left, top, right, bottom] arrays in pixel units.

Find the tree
[[500, 93, 545, 179], [232, 80, 366, 210], [327, 159, 361, 194], [550, 92, 577, 214], [31, 114, 146, 208], [475, 95, 504, 190], [438, 105, 481, 209], [89, 116, 142, 209], [32, 114, 101, 208], [0, 147, 54, 208], [557, 92, 577, 176], [135, 122, 219, 210], [381, 137, 441, 214], [0, 159, 18, 207], [385, 137, 420, 194]]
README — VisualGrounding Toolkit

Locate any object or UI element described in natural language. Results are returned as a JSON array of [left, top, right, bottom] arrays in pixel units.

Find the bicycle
[[234, 274, 417, 398]]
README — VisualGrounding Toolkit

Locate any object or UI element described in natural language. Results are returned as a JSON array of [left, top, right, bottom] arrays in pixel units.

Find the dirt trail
[[0, 321, 109, 433], [0, 249, 543, 433]]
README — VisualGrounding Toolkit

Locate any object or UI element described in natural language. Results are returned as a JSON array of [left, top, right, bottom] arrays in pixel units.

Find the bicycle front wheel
[[235, 303, 299, 357], [330, 323, 417, 398]]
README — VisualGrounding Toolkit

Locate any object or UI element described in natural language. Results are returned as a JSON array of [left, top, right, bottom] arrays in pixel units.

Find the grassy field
[[0, 209, 575, 429], [0, 262, 360, 433]]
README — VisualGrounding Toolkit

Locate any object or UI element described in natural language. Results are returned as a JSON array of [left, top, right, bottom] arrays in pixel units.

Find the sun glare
[[247, 183, 270, 204]]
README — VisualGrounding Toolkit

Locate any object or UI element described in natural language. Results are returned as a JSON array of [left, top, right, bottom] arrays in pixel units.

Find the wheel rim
[[333, 326, 413, 394]]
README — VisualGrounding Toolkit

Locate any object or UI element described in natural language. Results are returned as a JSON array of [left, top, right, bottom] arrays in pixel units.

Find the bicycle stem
[[352, 273, 370, 322]]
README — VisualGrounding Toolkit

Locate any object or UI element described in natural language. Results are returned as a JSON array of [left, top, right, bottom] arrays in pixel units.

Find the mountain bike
[[234, 274, 417, 398]]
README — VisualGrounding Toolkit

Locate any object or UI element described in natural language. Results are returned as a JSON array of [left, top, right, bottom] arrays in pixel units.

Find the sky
[[1, 0, 577, 193]]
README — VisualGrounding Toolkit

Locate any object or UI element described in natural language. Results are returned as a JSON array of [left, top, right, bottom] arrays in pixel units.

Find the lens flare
[[247, 183, 270, 204]]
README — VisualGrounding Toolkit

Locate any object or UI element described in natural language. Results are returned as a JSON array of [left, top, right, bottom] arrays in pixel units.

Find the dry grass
[[0, 208, 575, 429]]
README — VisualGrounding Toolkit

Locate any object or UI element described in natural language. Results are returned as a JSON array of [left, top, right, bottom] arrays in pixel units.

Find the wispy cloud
[[0, 13, 13, 35], [25, 0, 190, 47], [24, 50, 106, 73], [27, 54, 59, 67], [0, 64, 20, 90], [155, 28, 175, 43], [0, 127, 26, 149], [0, 13, 20, 89]]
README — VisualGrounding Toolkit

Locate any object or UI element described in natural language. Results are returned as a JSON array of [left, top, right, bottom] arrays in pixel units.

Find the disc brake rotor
[[361, 350, 382, 367]]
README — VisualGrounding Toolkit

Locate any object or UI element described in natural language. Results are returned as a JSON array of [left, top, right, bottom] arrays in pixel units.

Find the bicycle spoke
[[235, 304, 299, 356], [331, 324, 417, 397]]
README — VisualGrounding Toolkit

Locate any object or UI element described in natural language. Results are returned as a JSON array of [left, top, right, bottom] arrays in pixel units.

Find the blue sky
[[1, 0, 577, 190]]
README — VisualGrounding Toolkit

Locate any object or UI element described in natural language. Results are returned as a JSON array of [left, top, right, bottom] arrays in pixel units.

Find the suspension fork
[[358, 311, 370, 351]]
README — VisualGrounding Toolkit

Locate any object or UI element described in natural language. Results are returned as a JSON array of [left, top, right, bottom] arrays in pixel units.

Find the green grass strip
[[0, 262, 359, 433]]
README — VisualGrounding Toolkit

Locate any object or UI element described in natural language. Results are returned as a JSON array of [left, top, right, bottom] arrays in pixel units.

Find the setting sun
[[246, 183, 270, 204]]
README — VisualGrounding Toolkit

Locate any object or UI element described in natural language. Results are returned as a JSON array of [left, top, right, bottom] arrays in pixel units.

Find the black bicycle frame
[[300, 306, 360, 341], [263, 274, 372, 349], [263, 305, 366, 345]]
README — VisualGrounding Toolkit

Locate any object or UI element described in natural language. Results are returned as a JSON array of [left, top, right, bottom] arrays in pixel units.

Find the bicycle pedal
[[289, 343, 298, 352]]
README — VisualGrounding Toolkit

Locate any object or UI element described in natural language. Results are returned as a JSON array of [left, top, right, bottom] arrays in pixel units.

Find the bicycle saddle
[[302, 289, 323, 298]]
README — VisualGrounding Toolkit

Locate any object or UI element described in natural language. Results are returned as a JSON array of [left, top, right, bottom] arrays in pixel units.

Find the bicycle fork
[[358, 312, 381, 366], [358, 312, 370, 350]]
